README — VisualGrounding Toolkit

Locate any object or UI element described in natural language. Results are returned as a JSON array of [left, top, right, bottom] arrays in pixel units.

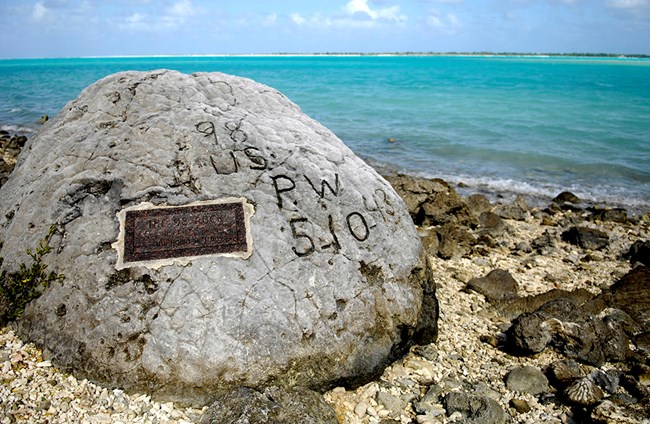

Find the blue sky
[[1, 0, 649, 58]]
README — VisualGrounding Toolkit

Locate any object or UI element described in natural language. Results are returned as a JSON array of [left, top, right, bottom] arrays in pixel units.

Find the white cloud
[[291, 13, 307, 25], [344, 0, 406, 22], [118, 0, 199, 31], [425, 9, 461, 34], [290, 0, 406, 29], [32, 2, 48, 21], [168, 0, 195, 18], [606, 0, 650, 8], [262, 12, 278, 27]]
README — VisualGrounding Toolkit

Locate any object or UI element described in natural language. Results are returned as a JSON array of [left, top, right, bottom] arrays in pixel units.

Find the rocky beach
[[2, 121, 649, 424]]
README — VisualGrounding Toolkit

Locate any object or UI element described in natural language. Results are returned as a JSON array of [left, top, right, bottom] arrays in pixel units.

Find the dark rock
[[620, 374, 650, 403], [553, 191, 581, 204], [413, 344, 439, 362], [507, 298, 635, 366], [14, 136, 28, 147], [478, 212, 506, 238], [630, 364, 650, 385], [561, 226, 609, 250], [443, 391, 506, 424], [505, 366, 549, 395], [589, 369, 620, 394], [200, 386, 338, 424], [513, 241, 532, 254], [494, 196, 529, 221], [466, 269, 519, 302], [509, 398, 531, 413], [424, 223, 476, 259], [413, 385, 442, 414], [546, 360, 584, 387], [531, 230, 558, 254], [588, 207, 629, 224], [634, 331, 650, 356], [492, 288, 594, 321], [0, 158, 14, 188], [384, 174, 478, 228], [465, 194, 492, 217], [624, 240, 650, 266], [585, 266, 649, 333]]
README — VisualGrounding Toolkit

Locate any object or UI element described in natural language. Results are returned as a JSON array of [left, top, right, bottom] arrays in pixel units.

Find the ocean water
[[1, 55, 649, 213]]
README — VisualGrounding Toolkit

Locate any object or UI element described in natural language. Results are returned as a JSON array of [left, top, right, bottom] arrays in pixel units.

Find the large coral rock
[[0, 70, 437, 404]]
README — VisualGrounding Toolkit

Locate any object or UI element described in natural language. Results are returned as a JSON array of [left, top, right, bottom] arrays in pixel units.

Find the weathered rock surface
[[505, 365, 549, 395], [0, 70, 436, 404], [553, 191, 580, 205], [0, 130, 27, 187], [494, 195, 529, 221], [443, 391, 506, 424], [624, 240, 650, 266], [464, 193, 492, 217], [422, 223, 475, 259], [561, 226, 609, 250], [200, 386, 338, 424], [506, 298, 635, 366], [466, 269, 519, 302], [585, 265, 649, 333], [384, 174, 477, 228]]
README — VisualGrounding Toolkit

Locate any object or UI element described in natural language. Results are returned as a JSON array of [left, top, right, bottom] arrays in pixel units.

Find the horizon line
[[2, 51, 650, 61]]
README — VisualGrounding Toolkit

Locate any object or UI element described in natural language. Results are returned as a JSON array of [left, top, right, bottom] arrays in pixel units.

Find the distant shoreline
[[2, 52, 650, 60]]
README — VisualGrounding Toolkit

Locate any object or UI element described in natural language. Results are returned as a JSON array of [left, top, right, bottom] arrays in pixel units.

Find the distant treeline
[[272, 52, 650, 58]]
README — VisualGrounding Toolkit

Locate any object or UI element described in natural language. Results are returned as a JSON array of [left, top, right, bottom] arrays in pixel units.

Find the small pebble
[[354, 400, 368, 417], [509, 398, 532, 413]]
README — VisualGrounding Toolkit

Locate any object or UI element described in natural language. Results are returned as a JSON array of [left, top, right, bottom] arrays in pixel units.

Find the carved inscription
[[123, 202, 248, 262], [194, 118, 385, 258]]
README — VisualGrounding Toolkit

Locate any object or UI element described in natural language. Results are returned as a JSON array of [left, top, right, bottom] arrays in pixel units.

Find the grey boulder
[[0, 70, 437, 404]]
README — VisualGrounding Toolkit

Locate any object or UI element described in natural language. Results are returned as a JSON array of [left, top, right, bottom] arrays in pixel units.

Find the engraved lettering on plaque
[[113, 198, 254, 269]]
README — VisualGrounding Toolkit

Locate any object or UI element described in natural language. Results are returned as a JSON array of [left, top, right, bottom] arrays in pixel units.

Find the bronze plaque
[[123, 201, 248, 263]]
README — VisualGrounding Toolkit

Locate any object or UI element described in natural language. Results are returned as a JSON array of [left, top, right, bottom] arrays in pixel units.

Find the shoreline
[[2, 124, 649, 219]]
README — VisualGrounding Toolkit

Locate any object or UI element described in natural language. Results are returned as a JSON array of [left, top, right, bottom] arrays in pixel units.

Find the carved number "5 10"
[[289, 213, 369, 257]]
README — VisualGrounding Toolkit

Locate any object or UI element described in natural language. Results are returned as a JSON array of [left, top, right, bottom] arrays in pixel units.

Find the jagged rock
[[443, 392, 506, 424], [423, 223, 476, 259], [589, 369, 620, 395], [585, 266, 649, 333], [466, 269, 519, 302], [0, 70, 437, 404], [477, 211, 506, 238], [0, 158, 13, 188], [491, 288, 593, 320], [384, 174, 478, 228], [531, 229, 558, 255], [506, 298, 634, 366], [561, 226, 609, 250], [546, 360, 584, 387], [588, 207, 629, 224], [494, 196, 529, 221], [464, 194, 492, 217], [624, 240, 650, 266], [505, 366, 549, 395], [200, 386, 338, 424]]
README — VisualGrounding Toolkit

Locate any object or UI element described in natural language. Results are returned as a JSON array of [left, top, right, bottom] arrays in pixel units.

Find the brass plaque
[[123, 201, 248, 263]]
